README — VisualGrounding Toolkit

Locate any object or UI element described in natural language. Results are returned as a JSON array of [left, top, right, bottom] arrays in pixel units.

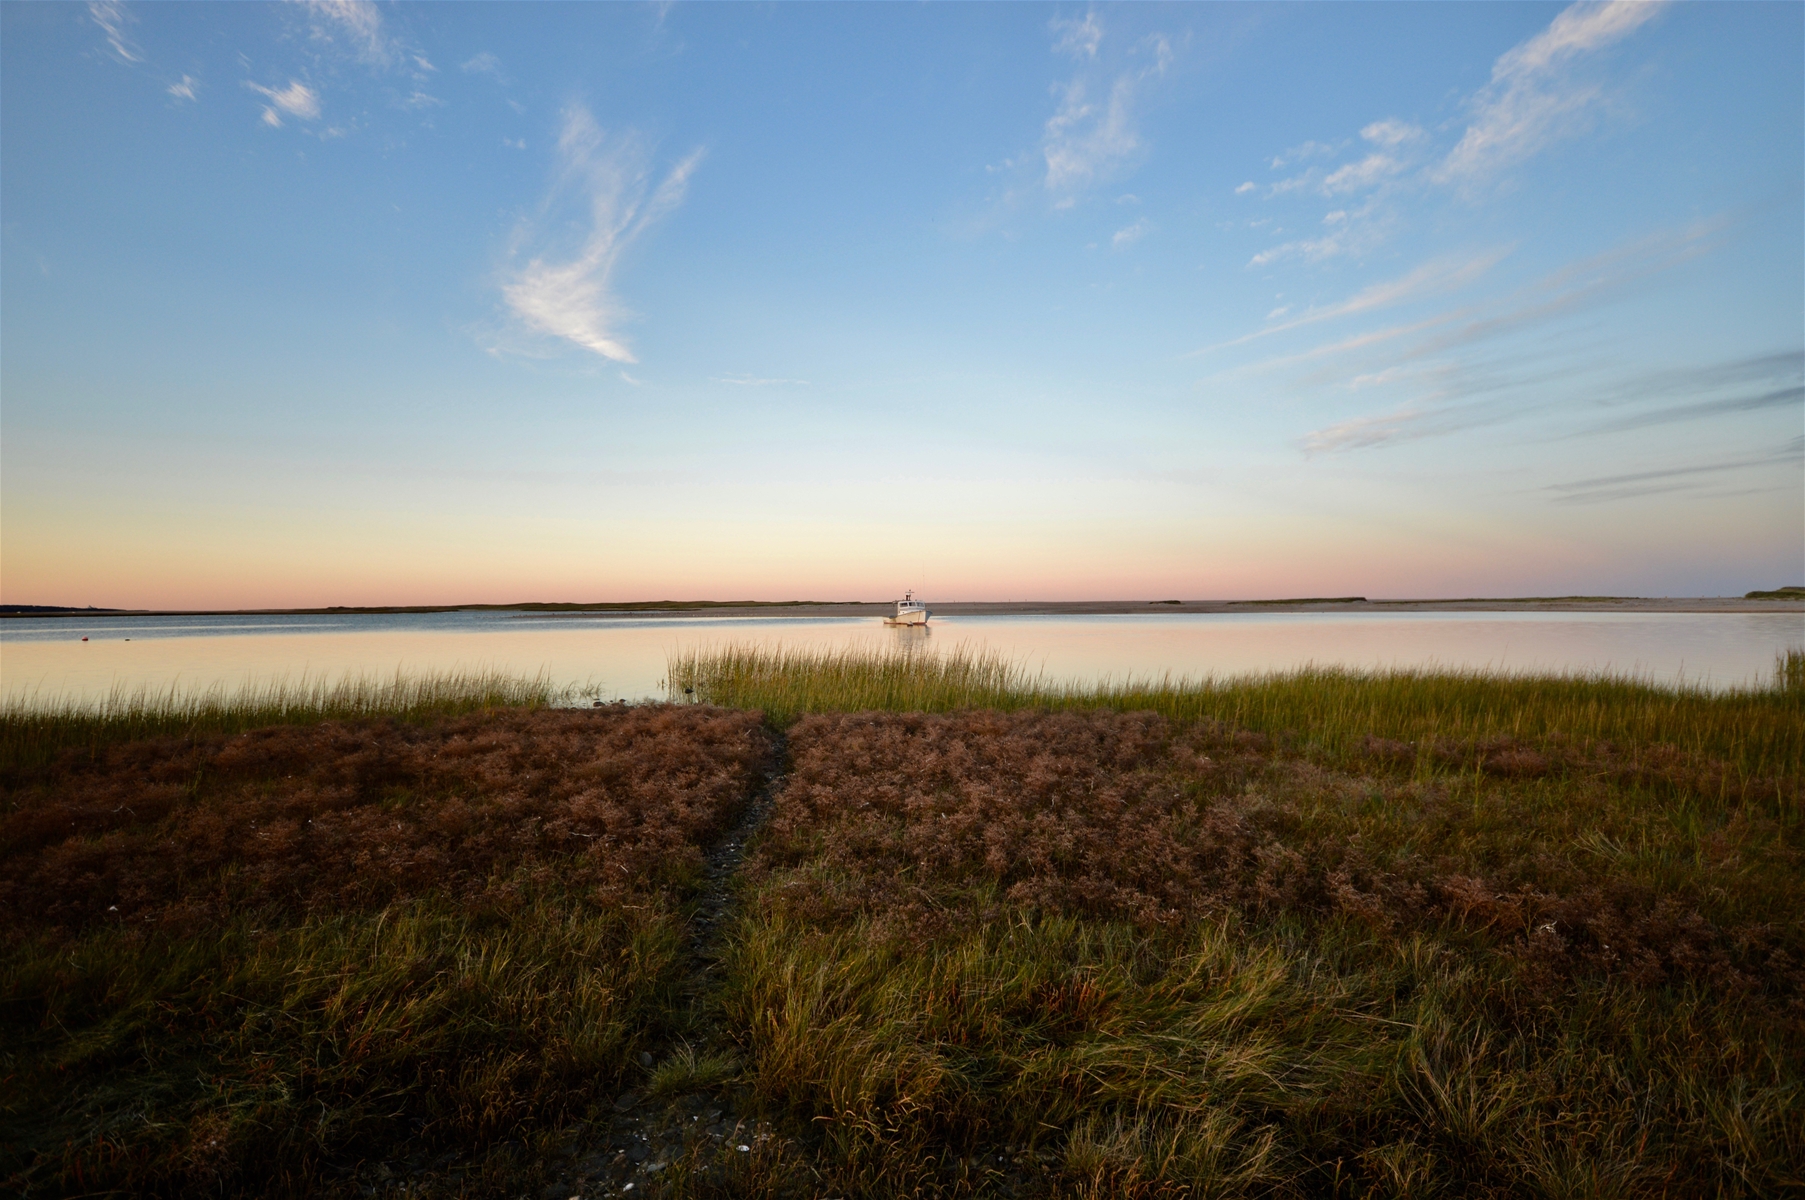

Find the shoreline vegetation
[[3, 652, 1801, 1197], [5, 591, 1804, 618], [0, 599, 859, 617], [0, 671, 567, 774]]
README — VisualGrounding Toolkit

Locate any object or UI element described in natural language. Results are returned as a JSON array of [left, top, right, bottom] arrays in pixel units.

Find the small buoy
[[81, 636, 88, 642]]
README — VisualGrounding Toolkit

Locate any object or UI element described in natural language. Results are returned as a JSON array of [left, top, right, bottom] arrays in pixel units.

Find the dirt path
[[532, 727, 793, 1199], [686, 727, 787, 976], [341, 725, 793, 1198]]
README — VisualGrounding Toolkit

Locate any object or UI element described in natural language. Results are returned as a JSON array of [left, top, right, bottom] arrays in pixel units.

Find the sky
[[1, 0, 1800, 607]]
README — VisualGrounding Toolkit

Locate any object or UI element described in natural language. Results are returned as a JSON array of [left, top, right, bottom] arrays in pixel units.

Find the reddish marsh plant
[[1, 704, 775, 1198], [2, 704, 772, 936], [713, 707, 1802, 1198]]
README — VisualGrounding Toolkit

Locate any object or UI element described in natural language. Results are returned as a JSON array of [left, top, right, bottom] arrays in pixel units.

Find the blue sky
[[2, 1, 1800, 606]]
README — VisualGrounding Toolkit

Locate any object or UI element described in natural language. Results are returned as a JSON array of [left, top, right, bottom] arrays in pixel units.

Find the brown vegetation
[[0, 705, 774, 1198], [712, 707, 1803, 1197], [6, 667, 1801, 1198], [752, 709, 1802, 999], [1, 704, 773, 938]]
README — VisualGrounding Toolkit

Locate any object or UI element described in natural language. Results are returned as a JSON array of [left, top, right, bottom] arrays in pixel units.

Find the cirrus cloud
[[296, 0, 395, 68], [498, 105, 703, 363], [246, 80, 321, 126], [1434, 0, 1664, 188], [87, 1, 142, 64], [1041, 17, 1173, 199]]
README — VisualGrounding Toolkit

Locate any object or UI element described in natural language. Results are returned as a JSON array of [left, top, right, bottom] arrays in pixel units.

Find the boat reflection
[[887, 622, 932, 647]]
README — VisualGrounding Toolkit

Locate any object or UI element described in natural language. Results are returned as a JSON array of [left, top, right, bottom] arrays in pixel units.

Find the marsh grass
[[1, 894, 681, 1197], [693, 705, 1805, 1198], [669, 644, 1805, 784], [5, 646, 1801, 1197], [0, 669, 566, 775], [716, 908, 1803, 1197], [655, 657, 1805, 1198], [650, 1042, 743, 1100], [0, 703, 773, 1197], [1778, 646, 1805, 696]]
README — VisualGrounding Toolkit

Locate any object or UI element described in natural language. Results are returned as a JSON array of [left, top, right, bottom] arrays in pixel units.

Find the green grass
[[1, 889, 680, 1197], [667, 644, 1805, 782], [649, 646, 1804, 1197], [0, 698, 767, 1197], [5, 651, 1801, 1196], [0, 669, 565, 775], [714, 908, 1802, 1197]]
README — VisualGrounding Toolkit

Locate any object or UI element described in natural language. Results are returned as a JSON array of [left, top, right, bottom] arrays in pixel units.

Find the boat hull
[[885, 606, 931, 626]]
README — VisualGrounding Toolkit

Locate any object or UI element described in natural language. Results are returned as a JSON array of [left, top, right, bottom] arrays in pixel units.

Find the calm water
[[2, 609, 1800, 705]]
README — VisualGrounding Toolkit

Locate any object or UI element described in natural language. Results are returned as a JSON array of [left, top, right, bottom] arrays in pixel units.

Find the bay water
[[3, 609, 1800, 706]]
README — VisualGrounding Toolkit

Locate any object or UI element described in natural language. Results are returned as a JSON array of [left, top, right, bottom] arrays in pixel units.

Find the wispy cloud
[[1251, 137, 1418, 260], [1321, 154, 1403, 195], [1051, 11, 1103, 60], [1270, 139, 1336, 170], [1298, 360, 1602, 454], [88, 1, 142, 64], [1377, 221, 1719, 368], [1360, 119, 1425, 148], [1547, 438, 1802, 504], [1236, 218, 1722, 385], [1301, 405, 1440, 454], [246, 80, 320, 126], [1292, 356, 1585, 453], [1583, 385, 1805, 435], [1246, 197, 1399, 267], [1434, 0, 1664, 188], [1289, 226, 1745, 453], [461, 51, 507, 81], [1248, 235, 1325, 267], [1111, 218, 1151, 249], [1193, 248, 1511, 355], [296, 0, 395, 68], [1585, 351, 1803, 408], [167, 74, 198, 101], [1044, 76, 1141, 194], [1576, 352, 1804, 435], [1041, 19, 1171, 198], [499, 105, 703, 363], [1240, 3, 1662, 271], [1263, 142, 1410, 202]]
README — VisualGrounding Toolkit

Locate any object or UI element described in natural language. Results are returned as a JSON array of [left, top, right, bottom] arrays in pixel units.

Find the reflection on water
[[2, 609, 1800, 705], [887, 623, 934, 648]]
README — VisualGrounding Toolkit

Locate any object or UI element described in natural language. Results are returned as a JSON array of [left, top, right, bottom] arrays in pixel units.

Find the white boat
[[885, 590, 931, 626]]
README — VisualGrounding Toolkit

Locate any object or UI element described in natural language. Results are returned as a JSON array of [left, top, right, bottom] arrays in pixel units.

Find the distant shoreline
[[4, 596, 1801, 618]]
